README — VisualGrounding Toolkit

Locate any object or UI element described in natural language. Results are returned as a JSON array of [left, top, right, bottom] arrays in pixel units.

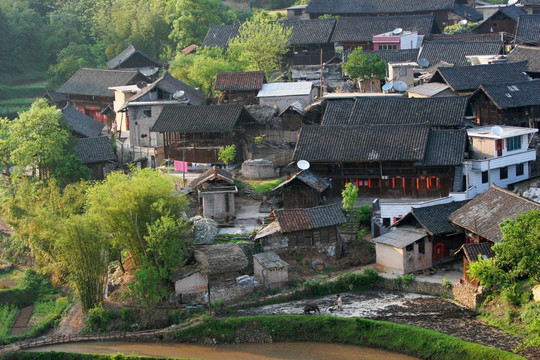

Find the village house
[[286, 4, 309, 20], [473, 5, 526, 35], [330, 15, 435, 51], [257, 82, 316, 112], [507, 45, 540, 78], [454, 242, 495, 287], [389, 200, 469, 267], [463, 125, 538, 195], [429, 61, 530, 95], [305, 0, 458, 30], [188, 166, 237, 221], [172, 243, 249, 304], [116, 72, 205, 148], [293, 96, 469, 199], [106, 44, 161, 79], [75, 136, 117, 180], [272, 169, 330, 209], [449, 185, 540, 244], [255, 203, 346, 260], [468, 80, 540, 128], [407, 83, 454, 98], [517, 0, 540, 14], [515, 14, 540, 44], [282, 18, 337, 66], [150, 104, 256, 165], [215, 71, 266, 105], [61, 106, 105, 138], [417, 41, 503, 69], [253, 252, 289, 286], [56, 68, 148, 129]]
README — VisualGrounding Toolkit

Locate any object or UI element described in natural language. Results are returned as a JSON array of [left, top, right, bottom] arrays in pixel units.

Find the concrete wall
[[241, 160, 275, 179], [174, 272, 208, 295], [201, 191, 235, 220], [468, 162, 530, 193], [376, 243, 405, 273], [376, 237, 432, 274], [254, 261, 288, 285]]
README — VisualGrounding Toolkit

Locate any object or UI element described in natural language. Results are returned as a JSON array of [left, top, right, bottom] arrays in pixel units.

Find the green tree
[[227, 11, 292, 78], [168, 0, 222, 50], [218, 145, 236, 166], [444, 22, 477, 35], [496, 210, 540, 282], [342, 47, 386, 92], [467, 255, 509, 292], [342, 182, 359, 239]]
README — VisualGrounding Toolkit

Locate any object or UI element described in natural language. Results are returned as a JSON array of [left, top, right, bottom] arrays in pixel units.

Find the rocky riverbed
[[236, 290, 540, 360]]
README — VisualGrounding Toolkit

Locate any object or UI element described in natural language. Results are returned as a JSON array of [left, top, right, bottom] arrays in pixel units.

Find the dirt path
[[237, 290, 540, 360], [54, 302, 84, 336], [9, 305, 34, 336]]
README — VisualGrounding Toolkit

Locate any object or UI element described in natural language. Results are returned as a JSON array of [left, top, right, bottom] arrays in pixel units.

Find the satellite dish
[[394, 81, 407, 92], [418, 58, 430, 68], [136, 81, 147, 89], [173, 90, 185, 99], [491, 126, 504, 136], [508, 0, 518, 5], [382, 83, 394, 91], [392, 28, 403, 35], [459, 19, 468, 25], [297, 160, 310, 170]]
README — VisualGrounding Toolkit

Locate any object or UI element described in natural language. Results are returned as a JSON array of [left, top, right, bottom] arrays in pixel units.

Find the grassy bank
[[170, 315, 525, 360], [0, 353, 186, 360]]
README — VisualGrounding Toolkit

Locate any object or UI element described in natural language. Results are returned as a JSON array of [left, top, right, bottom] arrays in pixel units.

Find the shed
[[272, 169, 330, 209], [454, 243, 495, 286], [215, 71, 266, 104], [257, 82, 316, 111], [253, 252, 289, 285], [76, 136, 116, 179], [189, 166, 237, 221], [173, 243, 249, 304], [373, 226, 430, 274]]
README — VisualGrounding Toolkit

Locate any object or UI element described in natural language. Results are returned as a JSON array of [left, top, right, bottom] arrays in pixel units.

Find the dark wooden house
[[330, 15, 436, 51], [76, 136, 117, 180], [282, 18, 336, 65], [449, 185, 540, 244], [474, 5, 526, 36], [56, 68, 148, 128], [515, 14, 540, 45], [255, 204, 346, 259], [150, 104, 256, 164], [418, 41, 503, 68], [454, 243, 495, 287], [507, 45, 540, 78], [61, 106, 105, 138], [106, 44, 161, 79], [469, 80, 540, 128], [429, 61, 530, 95], [272, 169, 330, 209], [293, 97, 469, 197], [215, 71, 266, 105], [393, 200, 469, 265], [305, 0, 454, 30]]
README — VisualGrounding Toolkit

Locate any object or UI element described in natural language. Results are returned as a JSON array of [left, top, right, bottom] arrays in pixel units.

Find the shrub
[[0, 305, 18, 338], [403, 274, 415, 285], [441, 278, 452, 289], [357, 205, 371, 228]]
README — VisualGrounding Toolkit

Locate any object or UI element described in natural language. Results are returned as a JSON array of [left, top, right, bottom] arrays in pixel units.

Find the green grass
[[0, 81, 47, 101], [0, 98, 36, 106], [171, 315, 525, 360], [248, 178, 285, 193], [0, 305, 18, 338]]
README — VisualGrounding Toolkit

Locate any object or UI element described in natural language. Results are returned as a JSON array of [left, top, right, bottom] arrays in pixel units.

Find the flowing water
[[30, 341, 418, 360]]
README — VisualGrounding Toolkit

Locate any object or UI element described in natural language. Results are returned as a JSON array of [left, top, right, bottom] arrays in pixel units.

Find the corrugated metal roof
[[258, 82, 313, 97], [407, 83, 451, 97], [373, 227, 427, 248]]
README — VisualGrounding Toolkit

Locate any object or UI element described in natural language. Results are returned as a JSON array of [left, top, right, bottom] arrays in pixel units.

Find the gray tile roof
[[126, 72, 205, 106], [373, 227, 428, 248], [201, 24, 240, 49], [519, 0, 540, 5], [449, 185, 540, 243], [283, 18, 336, 45], [61, 106, 104, 138], [507, 45, 540, 73], [331, 15, 435, 43], [398, 200, 469, 235], [321, 97, 468, 127], [275, 203, 346, 233], [475, 80, 540, 110], [455, 243, 495, 263], [451, 4, 482, 22], [253, 252, 289, 269], [430, 61, 530, 91], [498, 5, 527, 21], [364, 49, 420, 63], [430, 33, 504, 42], [516, 15, 540, 44], [306, 0, 455, 15], [189, 166, 234, 190], [76, 136, 116, 164], [419, 129, 467, 166], [106, 44, 160, 69], [215, 71, 266, 91], [418, 41, 503, 67], [150, 104, 249, 133], [57, 68, 144, 98], [293, 125, 430, 162], [273, 169, 330, 193]]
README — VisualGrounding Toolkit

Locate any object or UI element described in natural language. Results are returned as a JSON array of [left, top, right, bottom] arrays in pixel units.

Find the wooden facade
[[310, 162, 454, 198], [475, 10, 519, 35], [68, 95, 114, 128], [287, 44, 335, 66], [470, 91, 540, 128], [280, 183, 323, 209]]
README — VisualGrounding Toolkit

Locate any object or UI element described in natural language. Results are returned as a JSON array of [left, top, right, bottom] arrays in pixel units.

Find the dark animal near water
[[303, 302, 321, 314]]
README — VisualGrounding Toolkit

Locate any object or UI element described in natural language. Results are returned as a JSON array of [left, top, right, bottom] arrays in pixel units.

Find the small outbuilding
[[172, 243, 249, 304], [257, 82, 316, 112], [253, 252, 289, 286], [272, 169, 330, 209], [454, 242, 495, 287], [189, 166, 237, 221]]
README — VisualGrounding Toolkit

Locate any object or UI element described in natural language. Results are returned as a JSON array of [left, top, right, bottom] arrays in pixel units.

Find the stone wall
[[241, 159, 276, 179], [452, 282, 485, 308], [378, 278, 454, 298]]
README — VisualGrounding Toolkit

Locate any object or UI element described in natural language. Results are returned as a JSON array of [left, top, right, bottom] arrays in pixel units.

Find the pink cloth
[[174, 161, 188, 172]]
